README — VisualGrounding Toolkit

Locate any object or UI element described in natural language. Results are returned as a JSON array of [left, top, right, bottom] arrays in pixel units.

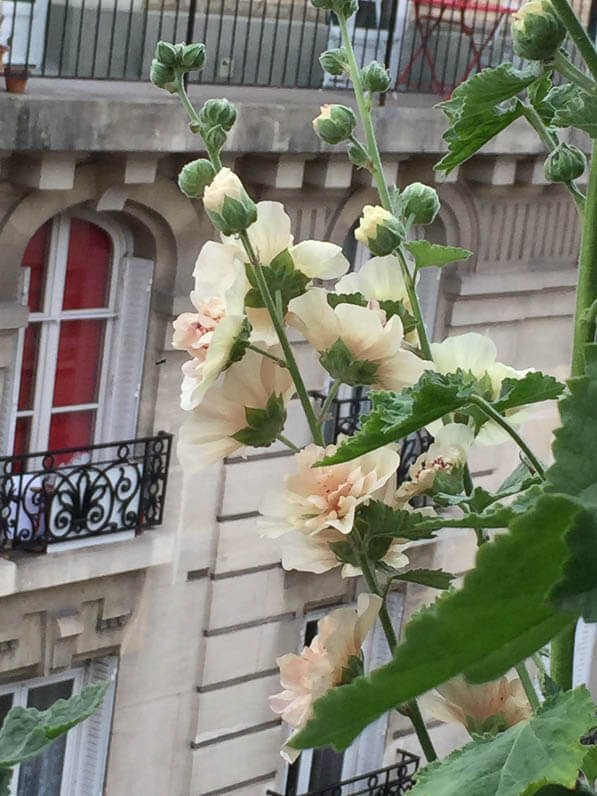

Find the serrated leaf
[[232, 393, 287, 448], [327, 292, 368, 309], [390, 568, 455, 589], [494, 372, 565, 413], [548, 501, 597, 620], [405, 240, 472, 271], [328, 539, 359, 567], [447, 61, 543, 109], [319, 338, 379, 386], [290, 494, 575, 752], [583, 744, 597, 782], [244, 249, 310, 313], [0, 682, 108, 767], [498, 461, 541, 493], [410, 688, 595, 796], [355, 501, 438, 542], [552, 87, 597, 137]]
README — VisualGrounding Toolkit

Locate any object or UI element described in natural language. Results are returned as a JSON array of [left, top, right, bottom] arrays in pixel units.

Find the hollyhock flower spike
[[269, 593, 382, 762]]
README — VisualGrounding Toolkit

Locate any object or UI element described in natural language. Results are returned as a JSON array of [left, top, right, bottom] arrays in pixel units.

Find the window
[[10, 211, 153, 458], [0, 657, 117, 796]]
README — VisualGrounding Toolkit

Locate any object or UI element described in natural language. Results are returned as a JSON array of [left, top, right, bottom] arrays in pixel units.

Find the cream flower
[[430, 333, 530, 444], [421, 674, 532, 733], [177, 348, 294, 471], [203, 167, 244, 212], [355, 205, 396, 246], [259, 441, 400, 539], [270, 593, 382, 762], [287, 288, 426, 390]]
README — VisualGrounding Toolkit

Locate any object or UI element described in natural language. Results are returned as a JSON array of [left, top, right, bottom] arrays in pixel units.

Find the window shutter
[[72, 656, 118, 796], [104, 257, 153, 442]]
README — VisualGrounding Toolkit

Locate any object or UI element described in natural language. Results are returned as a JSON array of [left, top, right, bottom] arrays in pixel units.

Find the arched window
[[11, 212, 153, 457]]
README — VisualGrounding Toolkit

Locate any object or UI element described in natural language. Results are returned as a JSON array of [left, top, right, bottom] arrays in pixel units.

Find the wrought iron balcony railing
[[267, 755, 420, 796], [0, 433, 172, 552]]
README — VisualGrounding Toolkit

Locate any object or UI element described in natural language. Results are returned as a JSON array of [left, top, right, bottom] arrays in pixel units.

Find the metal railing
[[267, 755, 420, 796], [0, 433, 172, 552], [0, 0, 591, 91]]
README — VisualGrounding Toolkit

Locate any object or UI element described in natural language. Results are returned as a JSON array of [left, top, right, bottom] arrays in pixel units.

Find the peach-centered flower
[[172, 293, 226, 359], [270, 593, 382, 762], [177, 348, 294, 471], [287, 288, 426, 391], [421, 674, 532, 733]]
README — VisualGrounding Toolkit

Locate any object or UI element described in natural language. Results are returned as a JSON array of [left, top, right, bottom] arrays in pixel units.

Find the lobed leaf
[[552, 87, 597, 138], [405, 241, 472, 271], [244, 249, 310, 313], [232, 393, 287, 447]]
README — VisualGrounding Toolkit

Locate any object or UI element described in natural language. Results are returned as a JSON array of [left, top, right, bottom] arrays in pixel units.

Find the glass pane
[[52, 319, 106, 407], [18, 324, 41, 411], [48, 410, 95, 453], [308, 747, 345, 793], [62, 219, 112, 310], [17, 679, 74, 796], [0, 692, 14, 727], [13, 417, 32, 458], [22, 222, 50, 313]]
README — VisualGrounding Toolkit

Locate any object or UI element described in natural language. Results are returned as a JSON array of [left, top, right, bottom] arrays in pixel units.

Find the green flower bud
[[203, 167, 257, 235], [319, 48, 348, 76], [178, 158, 216, 198], [399, 182, 441, 225], [544, 142, 587, 182], [360, 60, 391, 93], [189, 120, 202, 134], [156, 41, 178, 66], [180, 42, 206, 71], [199, 98, 238, 132], [313, 104, 357, 145], [150, 59, 177, 92], [347, 139, 371, 169], [311, 0, 358, 17], [204, 124, 228, 153], [355, 205, 404, 256], [511, 0, 565, 61]]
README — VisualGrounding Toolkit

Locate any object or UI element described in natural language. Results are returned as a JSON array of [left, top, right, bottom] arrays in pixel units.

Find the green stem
[[515, 662, 541, 713], [239, 232, 325, 446], [277, 434, 300, 452], [551, 622, 576, 691], [318, 379, 342, 423], [571, 138, 597, 377], [552, 49, 597, 94], [337, 14, 393, 210], [174, 72, 223, 170], [396, 248, 434, 361], [404, 701, 438, 763], [521, 103, 585, 213], [550, 0, 597, 82], [468, 396, 546, 478], [247, 343, 287, 368]]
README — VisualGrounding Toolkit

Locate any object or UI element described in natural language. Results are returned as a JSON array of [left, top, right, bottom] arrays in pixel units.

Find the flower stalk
[[550, 0, 597, 82], [514, 662, 541, 713]]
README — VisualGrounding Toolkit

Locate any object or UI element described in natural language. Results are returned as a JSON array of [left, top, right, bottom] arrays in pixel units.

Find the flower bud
[[313, 104, 357, 145], [311, 0, 358, 16], [347, 139, 371, 169], [355, 205, 404, 256], [544, 142, 587, 182], [178, 158, 216, 198], [199, 98, 238, 132], [399, 182, 441, 225], [360, 60, 391, 93], [181, 42, 206, 71], [150, 59, 177, 92], [511, 0, 565, 61], [203, 168, 257, 235], [319, 48, 348, 76], [156, 41, 178, 66]]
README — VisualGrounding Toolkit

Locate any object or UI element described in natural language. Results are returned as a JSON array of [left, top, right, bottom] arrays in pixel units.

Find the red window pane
[[62, 219, 112, 310], [48, 410, 95, 453], [18, 323, 40, 410], [21, 222, 50, 312], [52, 319, 106, 407], [13, 417, 31, 457]]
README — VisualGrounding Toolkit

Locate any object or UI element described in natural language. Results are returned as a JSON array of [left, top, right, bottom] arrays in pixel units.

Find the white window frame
[[9, 210, 129, 455], [0, 657, 117, 796]]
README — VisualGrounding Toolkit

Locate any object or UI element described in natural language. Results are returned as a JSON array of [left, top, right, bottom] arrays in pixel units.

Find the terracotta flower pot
[[5, 64, 30, 94]]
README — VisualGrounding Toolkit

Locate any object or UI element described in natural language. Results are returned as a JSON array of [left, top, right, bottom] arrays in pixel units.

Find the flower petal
[[291, 240, 349, 280]]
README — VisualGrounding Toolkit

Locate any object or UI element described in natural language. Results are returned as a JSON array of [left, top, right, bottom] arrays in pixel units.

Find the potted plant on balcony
[[4, 62, 32, 93]]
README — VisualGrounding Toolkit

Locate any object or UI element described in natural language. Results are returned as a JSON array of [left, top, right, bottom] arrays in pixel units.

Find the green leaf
[[328, 539, 359, 567], [0, 682, 109, 767], [319, 338, 379, 386], [244, 249, 310, 313], [546, 343, 597, 508], [552, 87, 597, 137], [446, 62, 543, 110], [231, 393, 287, 448], [290, 493, 575, 752], [378, 300, 417, 334], [224, 317, 251, 369], [583, 745, 597, 782], [0, 769, 10, 796], [355, 501, 438, 542], [389, 568, 455, 590], [494, 371, 565, 414], [497, 461, 541, 494], [410, 688, 595, 796], [405, 241, 472, 271], [327, 292, 368, 309]]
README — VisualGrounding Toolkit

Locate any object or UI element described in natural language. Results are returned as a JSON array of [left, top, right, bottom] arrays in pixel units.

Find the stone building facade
[[0, 81, 591, 795]]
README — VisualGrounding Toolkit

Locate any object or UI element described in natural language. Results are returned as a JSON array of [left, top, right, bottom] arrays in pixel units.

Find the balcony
[[266, 755, 421, 796], [0, 433, 173, 553], [3, 0, 577, 95]]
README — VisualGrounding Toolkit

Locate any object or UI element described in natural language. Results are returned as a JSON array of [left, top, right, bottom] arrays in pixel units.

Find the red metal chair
[[396, 0, 518, 94]]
